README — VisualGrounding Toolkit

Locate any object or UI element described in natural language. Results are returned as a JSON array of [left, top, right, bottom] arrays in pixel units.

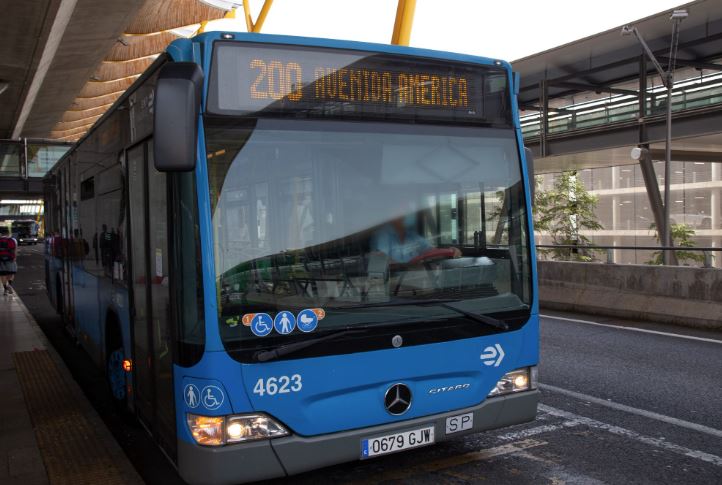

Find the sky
[[249, 0, 688, 61]]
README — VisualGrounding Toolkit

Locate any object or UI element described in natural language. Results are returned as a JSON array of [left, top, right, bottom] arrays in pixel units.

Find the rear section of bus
[[156, 32, 538, 484]]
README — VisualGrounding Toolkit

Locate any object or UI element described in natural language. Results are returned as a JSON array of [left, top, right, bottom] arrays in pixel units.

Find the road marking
[[539, 404, 722, 467], [496, 421, 581, 441], [351, 439, 546, 483], [541, 383, 722, 439], [541, 314, 722, 345]]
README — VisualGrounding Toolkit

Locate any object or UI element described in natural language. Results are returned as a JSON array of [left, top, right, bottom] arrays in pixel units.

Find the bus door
[[126, 140, 176, 458], [59, 165, 76, 335]]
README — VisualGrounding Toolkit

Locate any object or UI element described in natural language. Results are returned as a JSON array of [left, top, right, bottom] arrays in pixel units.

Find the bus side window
[[172, 171, 205, 367]]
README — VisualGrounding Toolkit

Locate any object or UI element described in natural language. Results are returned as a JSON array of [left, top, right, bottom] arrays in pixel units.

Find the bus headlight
[[226, 414, 288, 443], [187, 414, 225, 446], [187, 413, 289, 446], [488, 366, 538, 397]]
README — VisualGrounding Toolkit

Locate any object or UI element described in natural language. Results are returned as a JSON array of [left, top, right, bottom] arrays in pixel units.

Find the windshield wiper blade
[[437, 303, 509, 331], [254, 328, 365, 362], [337, 298, 461, 310], [334, 298, 509, 331]]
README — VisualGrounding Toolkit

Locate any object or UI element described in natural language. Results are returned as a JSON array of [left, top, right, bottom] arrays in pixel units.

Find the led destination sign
[[209, 42, 510, 124], [248, 60, 470, 108]]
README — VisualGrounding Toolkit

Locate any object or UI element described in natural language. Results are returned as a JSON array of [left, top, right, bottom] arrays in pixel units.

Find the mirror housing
[[153, 62, 204, 172], [524, 146, 535, 201]]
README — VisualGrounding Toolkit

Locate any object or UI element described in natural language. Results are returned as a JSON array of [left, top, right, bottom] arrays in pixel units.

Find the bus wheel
[[106, 347, 127, 406]]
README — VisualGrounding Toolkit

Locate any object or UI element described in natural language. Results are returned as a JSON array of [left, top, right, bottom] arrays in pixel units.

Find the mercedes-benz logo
[[384, 383, 412, 415]]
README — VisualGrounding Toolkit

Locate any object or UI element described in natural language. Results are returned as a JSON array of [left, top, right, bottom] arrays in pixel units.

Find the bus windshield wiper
[[338, 298, 462, 309], [336, 298, 509, 331], [435, 303, 509, 331], [254, 328, 365, 362]]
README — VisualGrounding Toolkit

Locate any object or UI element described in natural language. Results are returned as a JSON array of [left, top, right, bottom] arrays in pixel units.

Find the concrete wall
[[538, 261, 722, 329]]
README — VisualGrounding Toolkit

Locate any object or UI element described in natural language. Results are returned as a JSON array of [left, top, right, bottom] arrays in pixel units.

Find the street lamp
[[622, 9, 687, 265]]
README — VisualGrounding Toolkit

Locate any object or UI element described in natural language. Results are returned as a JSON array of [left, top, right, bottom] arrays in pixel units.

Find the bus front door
[[126, 140, 177, 459]]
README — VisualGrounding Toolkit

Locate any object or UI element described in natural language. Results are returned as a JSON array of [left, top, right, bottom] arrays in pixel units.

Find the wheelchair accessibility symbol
[[201, 385, 224, 411], [250, 313, 273, 337]]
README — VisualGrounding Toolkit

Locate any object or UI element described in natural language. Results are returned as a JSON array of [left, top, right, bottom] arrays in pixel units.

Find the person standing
[[0, 234, 18, 295]]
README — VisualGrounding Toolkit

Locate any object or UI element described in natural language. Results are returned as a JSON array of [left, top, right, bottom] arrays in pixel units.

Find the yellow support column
[[391, 0, 416, 46], [253, 0, 274, 33], [241, 0, 274, 33], [242, 1, 254, 32]]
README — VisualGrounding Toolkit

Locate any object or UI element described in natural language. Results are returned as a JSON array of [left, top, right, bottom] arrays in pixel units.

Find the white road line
[[540, 383, 722, 439], [496, 421, 581, 441], [539, 404, 722, 467], [541, 314, 722, 345]]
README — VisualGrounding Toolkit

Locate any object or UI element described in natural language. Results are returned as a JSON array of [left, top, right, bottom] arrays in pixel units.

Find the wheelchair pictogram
[[201, 385, 224, 411]]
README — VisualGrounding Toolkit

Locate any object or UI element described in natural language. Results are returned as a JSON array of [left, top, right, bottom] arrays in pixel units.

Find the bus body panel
[[175, 317, 537, 436], [176, 390, 538, 484]]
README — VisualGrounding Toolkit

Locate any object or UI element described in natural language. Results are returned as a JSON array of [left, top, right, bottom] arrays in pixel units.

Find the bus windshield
[[206, 118, 531, 359]]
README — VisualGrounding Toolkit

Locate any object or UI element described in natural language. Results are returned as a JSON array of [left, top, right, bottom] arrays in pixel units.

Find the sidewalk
[[0, 291, 143, 485]]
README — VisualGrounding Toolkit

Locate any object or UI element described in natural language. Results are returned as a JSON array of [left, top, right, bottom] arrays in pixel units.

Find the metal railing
[[521, 74, 722, 139], [536, 244, 721, 268]]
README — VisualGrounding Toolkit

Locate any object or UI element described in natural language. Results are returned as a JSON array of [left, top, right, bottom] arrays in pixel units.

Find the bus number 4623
[[253, 374, 303, 396]]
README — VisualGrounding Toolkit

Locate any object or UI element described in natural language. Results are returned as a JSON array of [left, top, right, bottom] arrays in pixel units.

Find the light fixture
[[488, 367, 538, 397], [670, 9, 689, 20], [187, 413, 289, 446], [630, 146, 646, 160], [0, 81, 8, 96]]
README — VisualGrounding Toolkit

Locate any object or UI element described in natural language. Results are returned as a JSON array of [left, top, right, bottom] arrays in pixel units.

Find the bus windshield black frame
[[205, 41, 531, 363], [205, 116, 532, 363]]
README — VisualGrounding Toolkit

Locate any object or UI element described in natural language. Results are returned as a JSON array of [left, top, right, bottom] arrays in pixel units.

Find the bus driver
[[370, 208, 461, 264]]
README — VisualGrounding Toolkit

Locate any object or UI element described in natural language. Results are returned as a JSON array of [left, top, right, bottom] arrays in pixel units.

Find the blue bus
[[44, 31, 538, 484]]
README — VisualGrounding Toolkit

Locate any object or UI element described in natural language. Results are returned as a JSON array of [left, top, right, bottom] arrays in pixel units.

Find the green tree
[[533, 171, 603, 262], [646, 223, 705, 265]]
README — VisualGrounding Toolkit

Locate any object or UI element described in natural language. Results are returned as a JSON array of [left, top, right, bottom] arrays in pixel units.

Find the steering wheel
[[407, 248, 457, 265], [391, 248, 455, 296]]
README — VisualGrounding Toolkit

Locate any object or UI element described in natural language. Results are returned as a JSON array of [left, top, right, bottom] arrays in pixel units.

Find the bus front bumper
[[178, 390, 539, 485]]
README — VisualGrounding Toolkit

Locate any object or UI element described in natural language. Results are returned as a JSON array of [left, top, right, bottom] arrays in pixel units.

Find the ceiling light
[[0, 81, 8, 95]]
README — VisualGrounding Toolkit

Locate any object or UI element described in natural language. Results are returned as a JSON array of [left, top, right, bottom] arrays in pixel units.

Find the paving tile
[[8, 446, 45, 477]]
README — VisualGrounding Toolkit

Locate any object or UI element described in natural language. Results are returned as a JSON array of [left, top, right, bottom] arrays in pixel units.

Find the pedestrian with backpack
[[0, 234, 18, 295]]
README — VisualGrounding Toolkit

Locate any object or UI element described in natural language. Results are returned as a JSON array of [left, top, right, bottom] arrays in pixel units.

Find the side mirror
[[524, 146, 535, 201], [154, 62, 204, 172]]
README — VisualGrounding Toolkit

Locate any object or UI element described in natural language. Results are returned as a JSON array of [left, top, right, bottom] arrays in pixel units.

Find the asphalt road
[[12, 245, 722, 484]]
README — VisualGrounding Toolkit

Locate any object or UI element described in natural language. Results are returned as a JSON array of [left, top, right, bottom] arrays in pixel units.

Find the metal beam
[[520, 104, 575, 115], [540, 80, 549, 157], [648, 148, 722, 163], [658, 56, 722, 71], [549, 81, 638, 96], [637, 148, 678, 265], [524, 105, 722, 157]]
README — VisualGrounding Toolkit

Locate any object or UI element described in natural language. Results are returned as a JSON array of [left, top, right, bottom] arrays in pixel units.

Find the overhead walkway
[[0, 139, 70, 186], [513, 0, 722, 168]]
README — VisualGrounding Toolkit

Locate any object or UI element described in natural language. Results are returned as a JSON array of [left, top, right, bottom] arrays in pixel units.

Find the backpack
[[0, 237, 16, 262]]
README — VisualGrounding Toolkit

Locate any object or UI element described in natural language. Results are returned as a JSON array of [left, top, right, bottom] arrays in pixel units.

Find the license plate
[[445, 412, 474, 434], [361, 426, 435, 459]]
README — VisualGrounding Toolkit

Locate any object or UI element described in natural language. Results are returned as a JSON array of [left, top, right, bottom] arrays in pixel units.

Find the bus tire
[[105, 316, 128, 412]]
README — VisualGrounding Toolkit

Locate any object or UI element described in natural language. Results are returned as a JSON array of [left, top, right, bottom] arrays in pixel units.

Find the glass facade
[[536, 161, 722, 266], [0, 140, 70, 178]]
